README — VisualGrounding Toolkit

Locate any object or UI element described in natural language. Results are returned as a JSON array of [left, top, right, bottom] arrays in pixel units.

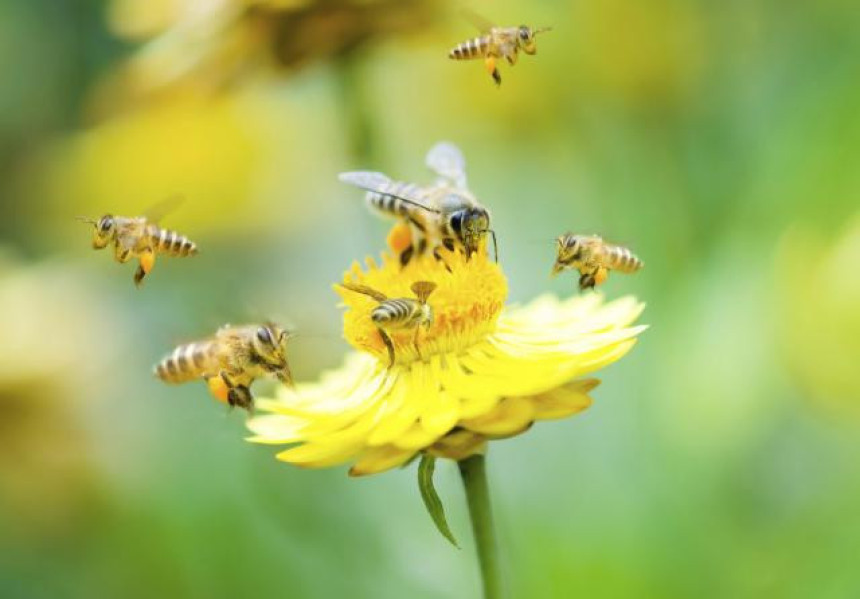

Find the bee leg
[[578, 271, 597, 291], [506, 50, 519, 66], [413, 327, 423, 362], [378, 328, 396, 368], [133, 266, 144, 287], [224, 383, 253, 412], [399, 245, 415, 268], [219, 371, 253, 412], [484, 56, 501, 86], [442, 238, 456, 252], [432, 247, 453, 273], [114, 244, 132, 263], [228, 386, 254, 413]]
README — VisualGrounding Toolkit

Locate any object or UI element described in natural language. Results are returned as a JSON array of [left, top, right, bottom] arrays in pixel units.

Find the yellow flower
[[247, 240, 645, 476]]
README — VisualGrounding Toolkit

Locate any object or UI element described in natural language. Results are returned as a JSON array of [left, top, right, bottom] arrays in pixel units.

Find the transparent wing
[[461, 8, 495, 32], [338, 171, 394, 194], [426, 142, 468, 188], [339, 171, 439, 213], [142, 194, 185, 224]]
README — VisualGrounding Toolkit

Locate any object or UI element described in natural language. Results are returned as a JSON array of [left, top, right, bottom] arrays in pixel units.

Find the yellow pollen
[[337, 236, 508, 366]]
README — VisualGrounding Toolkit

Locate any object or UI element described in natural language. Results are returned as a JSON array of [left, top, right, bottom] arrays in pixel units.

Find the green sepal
[[417, 454, 459, 548]]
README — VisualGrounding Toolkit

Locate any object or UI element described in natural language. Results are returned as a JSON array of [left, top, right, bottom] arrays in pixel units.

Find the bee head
[[254, 323, 289, 361], [253, 323, 294, 385], [450, 207, 492, 258], [519, 25, 551, 54], [552, 233, 581, 276], [87, 214, 116, 249]]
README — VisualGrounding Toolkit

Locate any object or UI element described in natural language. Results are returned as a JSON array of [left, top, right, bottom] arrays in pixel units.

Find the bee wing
[[426, 142, 468, 189], [339, 282, 389, 302], [339, 171, 439, 213], [461, 8, 495, 32], [338, 171, 394, 194], [142, 194, 185, 224]]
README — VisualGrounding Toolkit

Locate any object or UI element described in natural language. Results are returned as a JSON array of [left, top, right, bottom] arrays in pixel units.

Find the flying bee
[[78, 197, 198, 287], [552, 233, 644, 291], [339, 281, 436, 367], [154, 322, 294, 412], [448, 11, 551, 85], [339, 142, 497, 269]]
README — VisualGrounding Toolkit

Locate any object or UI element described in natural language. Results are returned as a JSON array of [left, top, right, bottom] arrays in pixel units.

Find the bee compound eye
[[520, 28, 530, 40], [256, 327, 273, 345], [450, 212, 464, 233], [99, 217, 113, 232]]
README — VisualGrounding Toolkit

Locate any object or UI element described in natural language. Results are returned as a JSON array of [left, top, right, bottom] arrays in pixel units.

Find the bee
[[78, 197, 198, 287], [551, 233, 644, 291], [448, 11, 551, 85], [154, 322, 294, 412], [339, 281, 436, 367], [339, 142, 497, 268]]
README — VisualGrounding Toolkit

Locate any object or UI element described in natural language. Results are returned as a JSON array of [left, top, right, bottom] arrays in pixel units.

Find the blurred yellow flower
[[247, 239, 645, 476], [0, 252, 116, 534], [104, 0, 438, 103], [776, 216, 860, 418]]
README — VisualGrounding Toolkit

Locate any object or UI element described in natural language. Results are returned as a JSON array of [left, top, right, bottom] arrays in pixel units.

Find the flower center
[[337, 228, 508, 366]]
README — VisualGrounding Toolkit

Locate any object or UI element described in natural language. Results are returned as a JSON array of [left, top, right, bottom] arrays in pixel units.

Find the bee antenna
[[384, 193, 441, 215], [483, 229, 499, 263], [76, 216, 97, 225], [534, 26, 553, 35]]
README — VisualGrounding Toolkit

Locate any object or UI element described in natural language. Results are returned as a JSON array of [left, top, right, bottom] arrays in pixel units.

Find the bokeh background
[[2, 0, 859, 597]]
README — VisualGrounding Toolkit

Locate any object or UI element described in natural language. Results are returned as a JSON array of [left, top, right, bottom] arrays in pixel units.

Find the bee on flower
[[339, 281, 437, 367], [339, 142, 497, 268], [246, 144, 645, 476]]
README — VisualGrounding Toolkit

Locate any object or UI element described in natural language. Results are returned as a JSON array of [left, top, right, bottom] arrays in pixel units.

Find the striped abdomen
[[147, 225, 198, 257], [366, 181, 426, 218], [603, 245, 644, 273], [155, 341, 218, 384], [449, 35, 491, 60], [371, 299, 421, 329]]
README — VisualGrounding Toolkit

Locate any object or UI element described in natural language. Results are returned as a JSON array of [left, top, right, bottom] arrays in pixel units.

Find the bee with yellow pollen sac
[[77, 197, 198, 287], [245, 234, 646, 477]]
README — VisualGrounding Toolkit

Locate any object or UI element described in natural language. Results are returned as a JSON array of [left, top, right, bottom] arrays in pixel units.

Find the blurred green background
[[2, 0, 859, 597]]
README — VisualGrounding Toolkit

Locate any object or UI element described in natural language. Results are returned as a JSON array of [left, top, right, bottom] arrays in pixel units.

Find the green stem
[[459, 454, 503, 599]]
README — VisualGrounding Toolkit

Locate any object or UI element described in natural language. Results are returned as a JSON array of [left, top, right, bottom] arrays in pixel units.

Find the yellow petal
[[366, 367, 420, 446], [392, 422, 440, 450], [419, 356, 460, 436], [460, 397, 536, 437], [245, 414, 310, 444], [275, 441, 363, 468], [349, 446, 416, 477], [530, 380, 597, 420]]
